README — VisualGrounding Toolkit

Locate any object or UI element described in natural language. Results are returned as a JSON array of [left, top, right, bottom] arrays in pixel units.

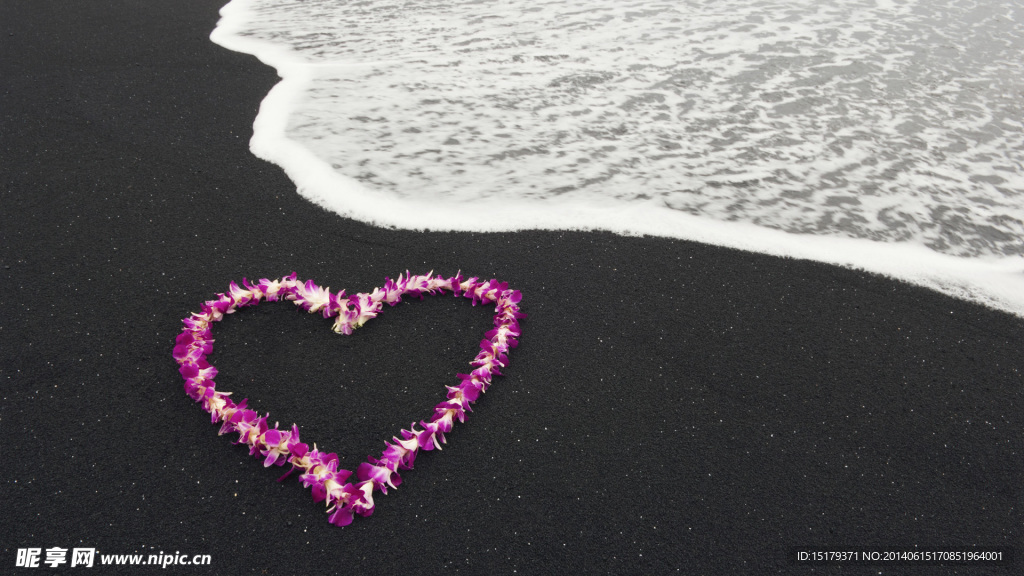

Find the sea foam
[[211, 0, 1024, 316]]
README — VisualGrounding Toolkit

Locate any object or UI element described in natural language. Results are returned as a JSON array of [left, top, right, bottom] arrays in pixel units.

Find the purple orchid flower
[[259, 424, 295, 467], [176, 272, 523, 526], [216, 398, 250, 435], [290, 279, 334, 315], [325, 481, 375, 526], [226, 281, 256, 308], [356, 458, 403, 494]]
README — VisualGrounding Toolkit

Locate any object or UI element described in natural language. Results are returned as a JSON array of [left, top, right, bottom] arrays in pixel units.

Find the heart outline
[[174, 272, 524, 526]]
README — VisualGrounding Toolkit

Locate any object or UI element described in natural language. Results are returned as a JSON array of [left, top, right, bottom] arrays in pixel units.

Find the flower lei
[[173, 272, 524, 526]]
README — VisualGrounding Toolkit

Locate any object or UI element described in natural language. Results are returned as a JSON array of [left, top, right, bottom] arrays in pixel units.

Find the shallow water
[[212, 0, 1024, 315]]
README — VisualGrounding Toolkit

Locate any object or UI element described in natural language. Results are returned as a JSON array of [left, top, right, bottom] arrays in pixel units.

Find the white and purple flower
[[174, 272, 524, 526]]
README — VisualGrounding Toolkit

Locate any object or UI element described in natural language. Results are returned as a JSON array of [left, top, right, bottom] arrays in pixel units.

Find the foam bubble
[[211, 0, 1024, 317]]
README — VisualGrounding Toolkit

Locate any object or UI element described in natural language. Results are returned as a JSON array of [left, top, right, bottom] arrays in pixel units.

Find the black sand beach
[[2, 1, 1022, 574]]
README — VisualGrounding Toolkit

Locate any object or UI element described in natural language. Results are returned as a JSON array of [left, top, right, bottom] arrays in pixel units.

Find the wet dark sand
[[1, 1, 1021, 574]]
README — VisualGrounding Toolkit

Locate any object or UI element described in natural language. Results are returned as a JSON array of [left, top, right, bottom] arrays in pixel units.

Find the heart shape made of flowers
[[174, 272, 524, 526]]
